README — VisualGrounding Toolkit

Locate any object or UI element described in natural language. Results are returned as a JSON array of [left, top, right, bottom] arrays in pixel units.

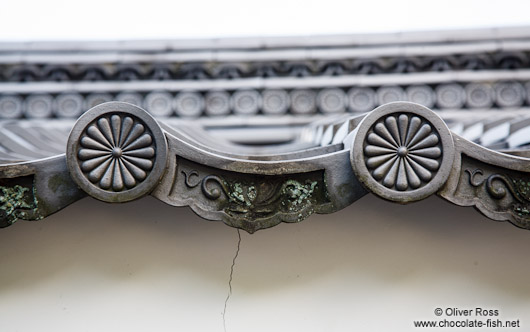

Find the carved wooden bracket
[[2, 101, 530, 232]]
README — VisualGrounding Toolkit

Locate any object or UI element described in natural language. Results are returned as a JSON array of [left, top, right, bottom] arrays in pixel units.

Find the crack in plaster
[[223, 229, 241, 332]]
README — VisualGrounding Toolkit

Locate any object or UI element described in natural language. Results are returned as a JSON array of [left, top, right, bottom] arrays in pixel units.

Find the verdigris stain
[[281, 180, 317, 209], [230, 183, 247, 205], [0, 185, 33, 224], [180, 162, 329, 232]]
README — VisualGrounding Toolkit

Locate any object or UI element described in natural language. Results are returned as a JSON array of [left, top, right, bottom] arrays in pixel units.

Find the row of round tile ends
[[0, 82, 529, 119]]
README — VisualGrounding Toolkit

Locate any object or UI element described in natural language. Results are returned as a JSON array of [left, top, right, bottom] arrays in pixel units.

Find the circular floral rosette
[[351, 102, 454, 203], [67, 102, 167, 202], [78, 114, 155, 191], [364, 114, 442, 191]]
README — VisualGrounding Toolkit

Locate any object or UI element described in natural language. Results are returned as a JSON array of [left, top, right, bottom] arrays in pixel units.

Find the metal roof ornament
[[350, 102, 454, 203], [66, 102, 168, 203], [2, 101, 530, 232]]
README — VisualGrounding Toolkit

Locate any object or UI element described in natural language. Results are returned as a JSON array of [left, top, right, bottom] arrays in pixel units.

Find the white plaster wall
[[0, 195, 529, 331], [1, 0, 530, 40]]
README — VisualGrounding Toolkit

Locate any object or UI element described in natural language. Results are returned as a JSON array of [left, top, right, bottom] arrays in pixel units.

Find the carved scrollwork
[[182, 171, 230, 200], [6, 97, 530, 233], [170, 159, 330, 233], [200, 175, 230, 200], [466, 169, 520, 200], [463, 167, 530, 228], [184, 169, 321, 214]]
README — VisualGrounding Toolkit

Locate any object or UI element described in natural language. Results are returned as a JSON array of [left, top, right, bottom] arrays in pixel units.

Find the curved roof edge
[[2, 26, 530, 52]]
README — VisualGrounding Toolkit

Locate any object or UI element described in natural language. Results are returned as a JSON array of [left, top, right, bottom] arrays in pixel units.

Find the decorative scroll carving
[[183, 170, 320, 215], [462, 166, 530, 228], [5, 100, 530, 233], [437, 148, 530, 230], [165, 158, 330, 233]]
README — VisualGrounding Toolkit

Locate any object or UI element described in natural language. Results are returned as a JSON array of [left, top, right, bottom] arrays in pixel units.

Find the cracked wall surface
[[0, 196, 530, 332]]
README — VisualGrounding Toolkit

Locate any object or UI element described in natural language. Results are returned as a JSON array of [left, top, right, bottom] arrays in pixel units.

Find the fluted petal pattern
[[78, 114, 155, 192], [364, 114, 442, 191]]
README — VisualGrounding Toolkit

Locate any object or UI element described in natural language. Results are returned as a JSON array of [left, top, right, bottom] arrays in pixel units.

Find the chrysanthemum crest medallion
[[351, 102, 454, 203], [67, 102, 168, 202]]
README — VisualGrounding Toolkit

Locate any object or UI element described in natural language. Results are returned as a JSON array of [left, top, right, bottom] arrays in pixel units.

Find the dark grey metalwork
[[2, 27, 530, 121], [66, 102, 168, 203], [2, 101, 530, 232], [350, 103, 454, 203], [3, 27, 530, 232]]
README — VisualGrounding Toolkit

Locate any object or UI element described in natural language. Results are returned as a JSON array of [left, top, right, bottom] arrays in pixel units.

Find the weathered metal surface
[[150, 117, 365, 232], [0, 155, 86, 227], [156, 157, 331, 233], [1, 101, 530, 232], [2, 80, 530, 119], [66, 102, 168, 203], [439, 137, 530, 229], [351, 103, 454, 203], [2, 27, 530, 120]]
